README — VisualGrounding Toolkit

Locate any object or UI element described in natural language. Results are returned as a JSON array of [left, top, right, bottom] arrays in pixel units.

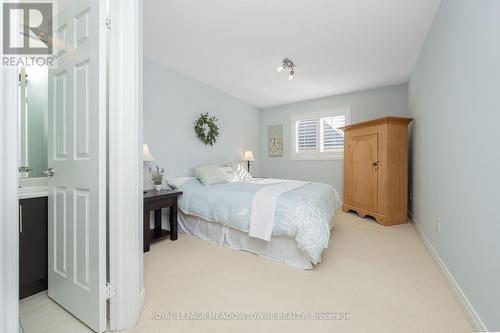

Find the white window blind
[[320, 115, 345, 153], [291, 107, 350, 160], [296, 118, 317, 153]]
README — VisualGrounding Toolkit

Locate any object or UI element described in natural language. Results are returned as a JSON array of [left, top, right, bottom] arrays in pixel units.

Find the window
[[291, 107, 351, 160]]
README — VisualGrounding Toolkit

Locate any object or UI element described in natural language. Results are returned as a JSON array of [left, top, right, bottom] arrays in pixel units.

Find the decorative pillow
[[194, 164, 228, 186], [226, 162, 252, 182], [219, 166, 237, 182]]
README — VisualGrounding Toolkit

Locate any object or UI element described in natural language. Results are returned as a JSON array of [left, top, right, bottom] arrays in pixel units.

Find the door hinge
[[105, 16, 112, 30], [105, 282, 116, 299]]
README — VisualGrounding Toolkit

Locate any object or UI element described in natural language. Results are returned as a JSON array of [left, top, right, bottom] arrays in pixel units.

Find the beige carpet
[[124, 211, 472, 333]]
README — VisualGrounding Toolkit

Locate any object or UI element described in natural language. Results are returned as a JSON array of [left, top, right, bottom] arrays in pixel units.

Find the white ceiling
[[144, 0, 441, 108]]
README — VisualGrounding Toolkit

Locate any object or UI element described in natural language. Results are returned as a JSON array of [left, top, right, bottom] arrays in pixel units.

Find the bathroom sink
[[18, 177, 48, 199]]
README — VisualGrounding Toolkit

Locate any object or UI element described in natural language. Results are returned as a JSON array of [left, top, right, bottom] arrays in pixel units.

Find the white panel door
[[47, 0, 106, 332]]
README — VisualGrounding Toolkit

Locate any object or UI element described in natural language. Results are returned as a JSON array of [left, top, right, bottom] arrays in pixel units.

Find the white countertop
[[18, 177, 48, 199], [19, 186, 48, 199]]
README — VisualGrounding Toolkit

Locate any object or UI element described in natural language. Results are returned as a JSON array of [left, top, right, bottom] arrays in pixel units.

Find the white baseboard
[[409, 211, 488, 332], [138, 288, 146, 314]]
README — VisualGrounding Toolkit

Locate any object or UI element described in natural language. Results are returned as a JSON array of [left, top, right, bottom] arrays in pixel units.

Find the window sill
[[291, 155, 344, 161]]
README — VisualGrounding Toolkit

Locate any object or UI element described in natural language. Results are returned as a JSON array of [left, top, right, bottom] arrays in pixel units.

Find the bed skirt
[[178, 212, 313, 270]]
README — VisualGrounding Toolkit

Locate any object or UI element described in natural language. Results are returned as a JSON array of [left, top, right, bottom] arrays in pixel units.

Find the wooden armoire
[[341, 117, 413, 226]]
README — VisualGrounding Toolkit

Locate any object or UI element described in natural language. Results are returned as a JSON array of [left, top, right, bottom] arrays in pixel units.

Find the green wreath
[[194, 113, 219, 146]]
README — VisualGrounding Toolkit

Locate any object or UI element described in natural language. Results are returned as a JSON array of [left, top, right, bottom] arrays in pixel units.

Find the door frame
[[0, 0, 143, 331], [0, 67, 20, 333], [107, 0, 144, 330], [1, 3, 20, 331]]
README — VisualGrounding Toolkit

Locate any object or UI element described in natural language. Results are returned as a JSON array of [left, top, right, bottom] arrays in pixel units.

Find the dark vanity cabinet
[[19, 197, 48, 299]]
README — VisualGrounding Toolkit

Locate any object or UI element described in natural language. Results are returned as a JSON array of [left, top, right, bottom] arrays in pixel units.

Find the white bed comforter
[[249, 180, 309, 241], [175, 178, 341, 264]]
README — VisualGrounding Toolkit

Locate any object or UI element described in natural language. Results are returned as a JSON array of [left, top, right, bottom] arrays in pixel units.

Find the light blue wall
[[143, 57, 260, 189], [409, 0, 500, 330], [259, 84, 408, 195]]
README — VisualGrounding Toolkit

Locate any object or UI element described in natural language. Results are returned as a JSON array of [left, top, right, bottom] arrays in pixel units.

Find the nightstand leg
[[155, 209, 161, 233], [170, 202, 178, 241]]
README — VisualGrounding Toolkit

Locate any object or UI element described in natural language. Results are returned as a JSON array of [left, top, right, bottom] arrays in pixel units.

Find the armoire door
[[346, 133, 378, 212]]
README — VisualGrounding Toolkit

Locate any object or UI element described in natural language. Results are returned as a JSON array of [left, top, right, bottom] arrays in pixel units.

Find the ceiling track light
[[276, 58, 296, 80]]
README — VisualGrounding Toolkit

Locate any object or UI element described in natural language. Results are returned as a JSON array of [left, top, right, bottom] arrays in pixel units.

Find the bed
[[170, 177, 341, 269]]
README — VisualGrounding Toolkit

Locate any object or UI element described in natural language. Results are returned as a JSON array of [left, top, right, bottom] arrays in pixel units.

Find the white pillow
[[168, 177, 194, 189], [226, 162, 252, 182], [219, 166, 238, 182], [194, 164, 229, 186]]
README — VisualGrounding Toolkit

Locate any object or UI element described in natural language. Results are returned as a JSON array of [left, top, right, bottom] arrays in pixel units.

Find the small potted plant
[[149, 165, 165, 191]]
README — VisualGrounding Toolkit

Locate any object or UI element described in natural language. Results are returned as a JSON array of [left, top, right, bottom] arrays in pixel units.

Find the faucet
[[18, 166, 33, 173]]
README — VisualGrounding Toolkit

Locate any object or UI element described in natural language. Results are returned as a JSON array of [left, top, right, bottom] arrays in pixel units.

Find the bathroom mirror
[[18, 66, 49, 178]]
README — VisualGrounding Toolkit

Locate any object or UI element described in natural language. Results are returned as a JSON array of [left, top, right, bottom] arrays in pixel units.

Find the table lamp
[[242, 150, 254, 173]]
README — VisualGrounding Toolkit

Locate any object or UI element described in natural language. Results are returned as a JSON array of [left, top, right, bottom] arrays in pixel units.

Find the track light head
[[276, 58, 296, 81]]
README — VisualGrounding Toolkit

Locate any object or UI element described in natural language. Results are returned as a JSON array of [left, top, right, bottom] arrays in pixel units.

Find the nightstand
[[143, 188, 183, 252]]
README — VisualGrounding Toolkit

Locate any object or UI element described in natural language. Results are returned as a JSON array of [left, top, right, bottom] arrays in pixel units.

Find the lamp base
[[247, 161, 250, 173]]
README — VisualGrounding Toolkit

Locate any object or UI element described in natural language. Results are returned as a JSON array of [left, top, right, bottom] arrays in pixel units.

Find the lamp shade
[[143, 144, 155, 162], [242, 150, 255, 161]]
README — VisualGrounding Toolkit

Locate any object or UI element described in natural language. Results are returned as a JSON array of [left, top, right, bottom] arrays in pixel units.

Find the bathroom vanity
[[19, 195, 48, 299]]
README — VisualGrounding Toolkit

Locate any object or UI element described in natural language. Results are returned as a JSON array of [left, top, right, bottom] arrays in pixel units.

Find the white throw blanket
[[249, 180, 309, 241]]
